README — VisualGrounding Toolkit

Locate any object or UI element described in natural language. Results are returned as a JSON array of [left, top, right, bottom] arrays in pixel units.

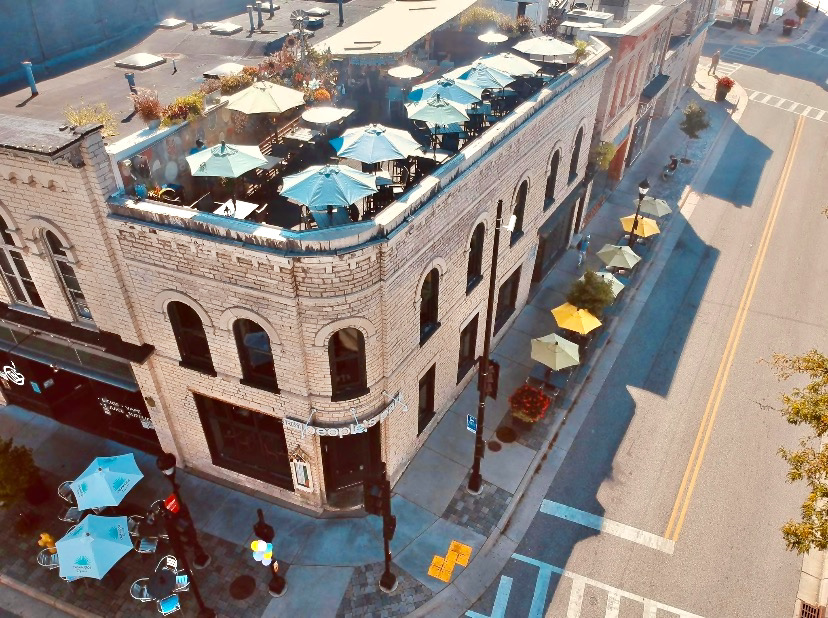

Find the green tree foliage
[[795, 0, 811, 20], [680, 102, 710, 140], [0, 438, 38, 506], [566, 270, 614, 316], [591, 142, 617, 171], [574, 40, 590, 63], [769, 350, 828, 554]]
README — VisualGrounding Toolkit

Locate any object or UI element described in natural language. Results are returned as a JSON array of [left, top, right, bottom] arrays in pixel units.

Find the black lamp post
[[156, 452, 212, 569], [628, 178, 650, 248], [253, 509, 288, 597]]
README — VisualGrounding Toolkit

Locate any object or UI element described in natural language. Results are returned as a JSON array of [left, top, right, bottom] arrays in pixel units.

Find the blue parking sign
[[466, 415, 477, 433]]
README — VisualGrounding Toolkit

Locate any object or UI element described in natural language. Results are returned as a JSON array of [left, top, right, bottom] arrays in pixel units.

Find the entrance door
[[322, 421, 381, 504]]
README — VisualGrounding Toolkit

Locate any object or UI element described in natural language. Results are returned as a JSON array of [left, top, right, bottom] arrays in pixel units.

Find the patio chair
[[127, 515, 144, 537], [57, 481, 75, 504], [157, 594, 181, 616], [135, 537, 159, 554], [37, 548, 59, 569], [58, 505, 82, 524], [130, 578, 153, 602], [173, 574, 189, 592], [157, 555, 178, 573]]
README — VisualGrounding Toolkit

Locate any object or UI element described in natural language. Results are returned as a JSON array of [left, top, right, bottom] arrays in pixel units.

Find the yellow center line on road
[[663, 114, 806, 543]]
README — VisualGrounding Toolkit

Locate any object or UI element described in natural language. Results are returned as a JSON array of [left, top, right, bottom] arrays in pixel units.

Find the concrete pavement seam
[[0, 574, 100, 618]]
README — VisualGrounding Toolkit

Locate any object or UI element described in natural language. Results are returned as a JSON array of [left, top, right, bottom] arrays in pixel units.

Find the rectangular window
[[194, 394, 293, 490], [457, 315, 479, 383], [418, 364, 436, 435], [494, 267, 521, 334]]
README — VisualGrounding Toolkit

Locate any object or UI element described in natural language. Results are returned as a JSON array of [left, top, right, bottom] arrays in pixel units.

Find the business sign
[[772, 6, 784, 15], [99, 397, 154, 430], [285, 393, 405, 439]]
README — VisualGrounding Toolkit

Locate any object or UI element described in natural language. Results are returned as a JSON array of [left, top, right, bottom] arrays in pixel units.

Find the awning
[[641, 74, 669, 100]]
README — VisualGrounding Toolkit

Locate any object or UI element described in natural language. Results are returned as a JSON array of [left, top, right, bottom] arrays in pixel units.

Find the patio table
[[529, 364, 569, 391], [468, 102, 493, 116], [425, 122, 465, 135], [283, 127, 320, 143], [257, 156, 285, 171], [412, 146, 453, 163], [214, 199, 259, 220], [147, 568, 177, 600]]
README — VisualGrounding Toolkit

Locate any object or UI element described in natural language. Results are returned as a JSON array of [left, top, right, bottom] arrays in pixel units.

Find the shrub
[[460, 6, 509, 32], [795, 1, 810, 19], [783, 18, 798, 26], [0, 438, 38, 506], [591, 142, 617, 170], [219, 73, 254, 95], [516, 15, 534, 35], [509, 384, 551, 423], [716, 76, 735, 89], [241, 65, 260, 78], [129, 88, 162, 122], [199, 79, 221, 95], [680, 102, 710, 139], [161, 101, 189, 125], [64, 101, 118, 137], [498, 16, 519, 36], [174, 92, 205, 117], [566, 270, 615, 316], [574, 39, 590, 63], [313, 88, 332, 102]]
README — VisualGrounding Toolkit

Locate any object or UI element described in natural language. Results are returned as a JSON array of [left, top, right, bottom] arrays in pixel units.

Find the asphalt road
[[465, 20, 828, 618]]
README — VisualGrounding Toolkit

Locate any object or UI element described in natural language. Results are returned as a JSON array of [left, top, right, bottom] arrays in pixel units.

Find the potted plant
[[199, 79, 222, 105], [795, 0, 810, 24], [0, 438, 48, 534], [574, 40, 590, 63], [782, 18, 797, 35], [679, 102, 710, 162], [508, 384, 551, 425], [130, 88, 163, 129], [715, 76, 735, 102]]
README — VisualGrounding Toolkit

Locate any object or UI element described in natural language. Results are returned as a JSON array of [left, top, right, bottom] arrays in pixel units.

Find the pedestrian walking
[[708, 50, 721, 75], [577, 233, 590, 267], [172, 59, 178, 74]]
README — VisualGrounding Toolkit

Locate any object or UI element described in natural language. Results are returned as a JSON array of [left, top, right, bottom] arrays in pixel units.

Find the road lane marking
[[664, 115, 806, 542], [743, 89, 828, 123], [467, 554, 706, 618], [541, 500, 675, 554]]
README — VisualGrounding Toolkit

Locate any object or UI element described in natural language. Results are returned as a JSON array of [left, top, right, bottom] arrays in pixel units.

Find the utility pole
[[627, 178, 650, 248], [364, 462, 397, 592]]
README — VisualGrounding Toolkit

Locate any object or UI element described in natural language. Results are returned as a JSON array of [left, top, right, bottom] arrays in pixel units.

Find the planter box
[[782, 25, 794, 35], [715, 85, 731, 102]]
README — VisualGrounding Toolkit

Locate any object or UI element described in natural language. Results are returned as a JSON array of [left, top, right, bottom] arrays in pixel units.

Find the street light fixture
[[155, 452, 212, 569], [628, 178, 650, 248]]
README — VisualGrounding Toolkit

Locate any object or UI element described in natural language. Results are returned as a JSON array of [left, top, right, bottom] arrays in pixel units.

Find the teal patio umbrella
[[446, 62, 515, 90], [477, 52, 540, 77], [71, 454, 143, 511], [281, 164, 378, 208], [56, 515, 132, 579], [330, 124, 421, 164], [407, 77, 483, 105], [185, 141, 267, 178], [406, 94, 469, 158]]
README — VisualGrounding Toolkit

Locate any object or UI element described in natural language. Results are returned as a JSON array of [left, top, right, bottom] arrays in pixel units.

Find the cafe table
[[214, 199, 259, 220], [148, 567, 177, 600], [283, 127, 320, 143]]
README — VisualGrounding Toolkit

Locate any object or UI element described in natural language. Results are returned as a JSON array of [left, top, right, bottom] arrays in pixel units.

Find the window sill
[[457, 361, 475, 384], [8, 304, 49, 319], [419, 322, 441, 347], [179, 360, 217, 377], [240, 378, 280, 394], [466, 276, 483, 295], [543, 197, 556, 211], [331, 386, 370, 402], [493, 311, 514, 335]]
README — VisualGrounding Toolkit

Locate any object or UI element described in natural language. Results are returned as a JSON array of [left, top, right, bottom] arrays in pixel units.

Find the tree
[[590, 142, 617, 171], [0, 438, 39, 507], [679, 102, 710, 163], [566, 270, 614, 316], [795, 0, 810, 22], [768, 350, 828, 554]]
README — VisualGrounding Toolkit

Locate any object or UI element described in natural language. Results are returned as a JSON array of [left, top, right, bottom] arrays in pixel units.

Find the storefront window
[[233, 319, 278, 392], [545, 151, 560, 208], [0, 217, 43, 308], [420, 269, 440, 344], [168, 301, 215, 375], [194, 394, 293, 490], [511, 181, 528, 244], [418, 364, 436, 435], [494, 267, 521, 334], [458, 315, 478, 383], [569, 128, 584, 182], [43, 231, 92, 321], [328, 328, 367, 401], [467, 223, 485, 293]]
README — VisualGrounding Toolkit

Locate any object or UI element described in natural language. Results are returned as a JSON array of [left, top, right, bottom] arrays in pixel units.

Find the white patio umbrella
[[226, 82, 306, 115], [388, 65, 424, 79], [70, 454, 143, 511], [281, 164, 377, 208], [478, 31, 508, 44], [580, 271, 625, 297], [301, 106, 354, 125], [531, 333, 580, 370], [513, 36, 577, 63], [446, 62, 515, 90], [637, 196, 672, 218], [56, 515, 132, 579], [477, 52, 540, 77], [596, 244, 642, 269], [185, 141, 267, 178], [407, 77, 483, 105], [330, 124, 421, 164]]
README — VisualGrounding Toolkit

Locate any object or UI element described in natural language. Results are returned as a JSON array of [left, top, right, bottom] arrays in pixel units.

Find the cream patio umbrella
[[596, 244, 642, 270], [620, 214, 660, 238], [530, 333, 580, 370], [226, 82, 306, 115], [637, 196, 672, 218]]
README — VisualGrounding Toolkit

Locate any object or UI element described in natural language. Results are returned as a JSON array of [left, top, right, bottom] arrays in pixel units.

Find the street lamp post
[[468, 199, 507, 495], [627, 178, 650, 248], [252, 509, 288, 597], [156, 452, 212, 569]]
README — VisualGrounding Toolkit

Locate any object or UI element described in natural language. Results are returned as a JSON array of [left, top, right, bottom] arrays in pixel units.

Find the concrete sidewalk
[[0, 68, 746, 618], [705, 3, 826, 48]]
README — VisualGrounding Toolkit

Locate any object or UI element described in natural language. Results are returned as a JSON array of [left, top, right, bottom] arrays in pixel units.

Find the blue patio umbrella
[[445, 62, 515, 90], [281, 164, 378, 208], [405, 94, 470, 125], [71, 454, 143, 511], [330, 124, 422, 164], [407, 77, 483, 105], [185, 141, 267, 179], [56, 515, 132, 579]]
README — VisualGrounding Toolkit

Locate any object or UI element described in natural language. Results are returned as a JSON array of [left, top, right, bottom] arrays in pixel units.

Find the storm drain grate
[[800, 601, 825, 618]]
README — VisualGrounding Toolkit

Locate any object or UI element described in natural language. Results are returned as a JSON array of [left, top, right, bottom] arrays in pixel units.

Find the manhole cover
[[495, 426, 517, 443], [229, 575, 256, 600], [487, 440, 502, 452]]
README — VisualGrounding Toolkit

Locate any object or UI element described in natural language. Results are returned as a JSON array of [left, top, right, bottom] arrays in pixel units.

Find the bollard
[[191, 10, 198, 30], [247, 5, 255, 32], [256, 1, 264, 29], [21, 61, 38, 96], [269, 0, 274, 18], [124, 72, 137, 94]]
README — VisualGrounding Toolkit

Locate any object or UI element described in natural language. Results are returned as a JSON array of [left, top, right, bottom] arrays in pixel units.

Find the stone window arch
[[510, 179, 529, 245], [545, 149, 561, 207], [466, 222, 485, 292], [43, 229, 92, 322], [0, 213, 42, 308], [328, 327, 368, 402], [568, 127, 585, 182], [167, 301, 215, 375], [233, 319, 279, 392]]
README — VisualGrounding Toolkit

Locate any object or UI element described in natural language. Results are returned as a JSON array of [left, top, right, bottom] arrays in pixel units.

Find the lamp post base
[[198, 608, 217, 618], [268, 578, 287, 597], [466, 472, 483, 495], [379, 570, 398, 593]]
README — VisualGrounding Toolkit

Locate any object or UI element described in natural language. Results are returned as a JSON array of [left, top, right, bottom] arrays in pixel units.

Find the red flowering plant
[[508, 384, 551, 423], [716, 76, 735, 90]]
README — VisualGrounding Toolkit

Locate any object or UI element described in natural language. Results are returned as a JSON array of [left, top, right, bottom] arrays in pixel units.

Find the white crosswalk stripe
[[794, 42, 828, 57], [745, 89, 828, 122], [722, 44, 765, 62]]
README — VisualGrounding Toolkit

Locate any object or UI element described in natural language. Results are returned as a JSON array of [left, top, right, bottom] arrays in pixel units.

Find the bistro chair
[[157, 594, 181, 616], [58, 505, 82, 524], [173, 574, 189, 592], [135, 537, 159, 554], [128, 515, 144, 537], [37, 548, 59, 569], [130, 578, 153, 602], [57, 481, 75, 504], [157, 555, 178, 573]]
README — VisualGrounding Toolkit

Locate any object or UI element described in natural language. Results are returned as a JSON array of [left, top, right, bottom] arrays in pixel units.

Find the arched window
[[569, 128, 584, 182], [0, 217, 42, 308], [328, 327, 367, 401], [233, 319, 279, 392], [510, 181, 528, 245], [168, 301, 214, 374], [466, 223, 485, 292], [545, 151, 560, 208], [420, 268, 440, 343], [43, 230, 92, 321]]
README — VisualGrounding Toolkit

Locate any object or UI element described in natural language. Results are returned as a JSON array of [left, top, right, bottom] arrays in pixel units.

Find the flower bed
[[509, 384, 551, 423]]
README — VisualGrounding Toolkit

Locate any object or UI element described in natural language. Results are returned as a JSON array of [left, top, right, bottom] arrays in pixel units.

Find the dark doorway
[[322, 421, 381, 506], [418, 364, 436, 434]]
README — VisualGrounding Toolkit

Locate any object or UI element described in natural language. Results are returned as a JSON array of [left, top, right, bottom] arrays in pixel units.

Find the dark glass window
[[44, 230, 92, 321], [420, 268, 440, 343], [545, 151, 560, 208], [329, 327, 368, 401], [418, 364, 436, 435], [194, 394, 293, 490], [233, 319, 279, 392], [467, 223, 485, 292], [0, 217, 42, 309], [458, 315, 479, 383], [569, 128, 584, 182], [511, 181, 528, 245], [168, 301, 215, 374], [494, 267, 522, 334]]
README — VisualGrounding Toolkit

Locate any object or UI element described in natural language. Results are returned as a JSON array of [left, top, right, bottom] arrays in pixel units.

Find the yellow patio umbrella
[[620, 214, 660, 238], [550, 303, 602, 335], [530, 333, 580, 370]]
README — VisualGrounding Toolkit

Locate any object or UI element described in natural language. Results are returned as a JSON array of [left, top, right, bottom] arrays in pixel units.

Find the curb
[[0, 574, 101, 618]]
